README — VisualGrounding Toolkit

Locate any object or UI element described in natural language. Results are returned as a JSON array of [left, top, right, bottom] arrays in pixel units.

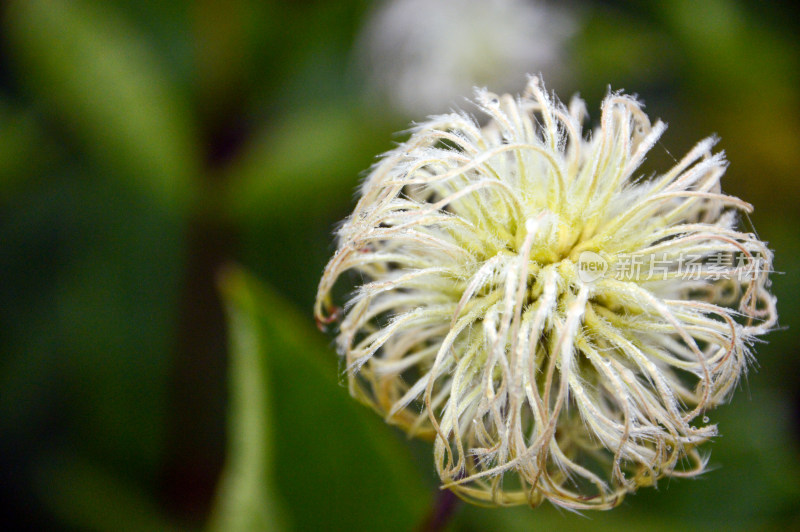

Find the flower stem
[[417, 489, 461, 532]]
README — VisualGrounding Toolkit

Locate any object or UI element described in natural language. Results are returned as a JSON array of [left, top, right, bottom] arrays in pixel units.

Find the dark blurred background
[[1, 1, 799, 530]]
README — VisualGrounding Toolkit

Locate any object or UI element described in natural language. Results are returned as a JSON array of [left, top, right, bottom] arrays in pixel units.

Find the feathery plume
[[315, 77, 776, 509]]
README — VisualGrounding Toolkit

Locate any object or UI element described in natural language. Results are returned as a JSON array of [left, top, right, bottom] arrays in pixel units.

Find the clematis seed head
[[315, 77, 777, 510]]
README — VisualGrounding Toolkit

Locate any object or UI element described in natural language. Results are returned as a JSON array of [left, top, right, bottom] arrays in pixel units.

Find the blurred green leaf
[[574, 9, 678, 103], [651, 0, 800, 204], [458, 503, 688, 532], [215, 267, 430, 532], [223, 104, 386, 224], [0, 101, 54, 199], [5, 0, 199, 211], [35, 454, 182, 532], [208, 269, 289, 532], [51, 175, 183, 475]]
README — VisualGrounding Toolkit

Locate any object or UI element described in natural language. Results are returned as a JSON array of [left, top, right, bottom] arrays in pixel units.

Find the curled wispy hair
[[315, 77, 777, 510]]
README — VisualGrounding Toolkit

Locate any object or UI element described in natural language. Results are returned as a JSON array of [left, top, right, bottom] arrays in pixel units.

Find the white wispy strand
[[315, 76, 777, 510]]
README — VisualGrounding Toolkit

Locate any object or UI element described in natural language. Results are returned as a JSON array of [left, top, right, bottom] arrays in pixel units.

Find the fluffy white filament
[[315, 77, 776, 510]]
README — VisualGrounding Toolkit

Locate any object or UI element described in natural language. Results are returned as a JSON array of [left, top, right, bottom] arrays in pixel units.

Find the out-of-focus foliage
[[208, 269, 287, 532], [211, 268, 429, 532], [6, 0, 199, 212], [1, 0, 798, 530]]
